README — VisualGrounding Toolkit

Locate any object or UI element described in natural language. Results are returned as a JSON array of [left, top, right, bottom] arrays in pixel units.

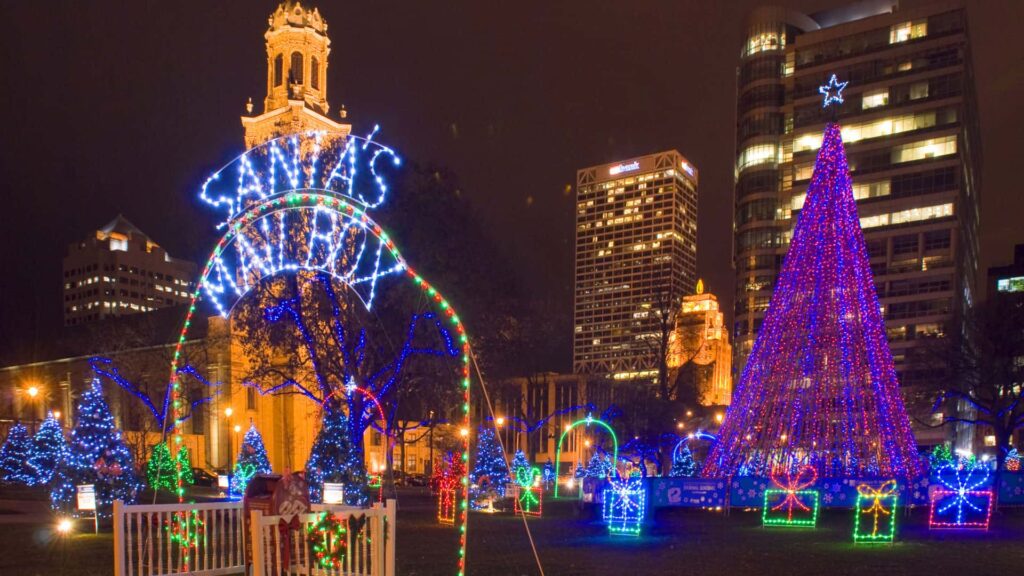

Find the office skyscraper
[[574, 151, 699, 381], [733, 1, 980, 445]]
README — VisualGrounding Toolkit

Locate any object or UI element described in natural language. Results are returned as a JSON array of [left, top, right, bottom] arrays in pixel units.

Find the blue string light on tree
[[929, 461, 994, 530], [603, 472, 646, 536], [0, 422, 35, 485]]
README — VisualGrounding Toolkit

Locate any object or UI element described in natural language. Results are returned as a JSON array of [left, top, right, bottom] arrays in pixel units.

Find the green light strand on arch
[[553, 415, 618, 498], [166, 191, 474, 576]]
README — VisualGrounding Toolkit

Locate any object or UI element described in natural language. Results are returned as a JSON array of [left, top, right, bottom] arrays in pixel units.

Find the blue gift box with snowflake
[[929, 463, 994, 530], [602, 474, 646, 535]]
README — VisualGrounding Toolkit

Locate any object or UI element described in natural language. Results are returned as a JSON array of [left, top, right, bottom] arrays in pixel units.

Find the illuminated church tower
[[241, 1, 351, 148]]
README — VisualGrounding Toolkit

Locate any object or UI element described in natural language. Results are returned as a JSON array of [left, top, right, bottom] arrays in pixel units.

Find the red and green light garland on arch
[[166, 191, 474, 575]]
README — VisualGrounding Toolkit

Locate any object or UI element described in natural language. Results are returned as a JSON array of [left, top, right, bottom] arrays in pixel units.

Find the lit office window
[[737, 143, 780, 171], [791, 180, 890, 210], [891, 136, 957, 164], [745, 32, 785, 56], [997, 276, 1024, 293], [890, 20, 927, 44], [909, 82, 929, 100], [862, 88, 889, 109], [859, 203, 953, 229], [793, 112, 938, 152]]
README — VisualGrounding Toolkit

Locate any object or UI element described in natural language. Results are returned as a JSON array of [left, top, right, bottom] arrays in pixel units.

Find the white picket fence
[[112, 500, 246, 576], [113, 500, 396, 576], [251, 503, 395, 576]]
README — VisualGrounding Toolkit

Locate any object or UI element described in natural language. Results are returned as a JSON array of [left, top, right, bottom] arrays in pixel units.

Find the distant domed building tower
[[241, 1, 351, 148], [666, 280, 733, 406]]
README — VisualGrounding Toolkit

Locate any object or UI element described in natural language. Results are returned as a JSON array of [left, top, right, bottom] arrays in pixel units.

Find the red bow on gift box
[[769, 465, 817, 521]]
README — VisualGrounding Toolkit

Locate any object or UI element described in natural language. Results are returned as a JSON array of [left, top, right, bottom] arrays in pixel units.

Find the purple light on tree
[[704, 119, 922, 480]]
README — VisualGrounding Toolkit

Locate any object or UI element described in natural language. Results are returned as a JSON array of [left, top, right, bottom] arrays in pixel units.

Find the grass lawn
[[1, 488, 1022, 575]]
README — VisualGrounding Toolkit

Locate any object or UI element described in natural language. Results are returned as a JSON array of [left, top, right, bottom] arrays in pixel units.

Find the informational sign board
[[76, 484, 96, 511], [323, 483, 345, 505], [648, 477, 726, 508], [218, 474, 230, 489]]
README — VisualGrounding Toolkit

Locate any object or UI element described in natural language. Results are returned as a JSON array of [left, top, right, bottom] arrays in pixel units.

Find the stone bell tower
[[241, 1, 351, 148]]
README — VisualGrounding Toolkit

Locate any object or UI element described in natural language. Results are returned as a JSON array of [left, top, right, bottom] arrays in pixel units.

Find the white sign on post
[[76, 484, 96, 511], [323, 483, 345, 505], [218, 474, 230, 489]]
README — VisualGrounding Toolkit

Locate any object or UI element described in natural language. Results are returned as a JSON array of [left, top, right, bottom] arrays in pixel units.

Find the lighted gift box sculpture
[[929, 462, 994, 530], [513, 466, 542, 517], [853, 480, 898, 542], [762, 465, 820, 527], [603, 472, 646, 535]]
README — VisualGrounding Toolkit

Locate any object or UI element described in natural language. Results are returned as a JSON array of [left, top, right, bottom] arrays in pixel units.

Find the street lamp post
[[26, 385, 40, 434]]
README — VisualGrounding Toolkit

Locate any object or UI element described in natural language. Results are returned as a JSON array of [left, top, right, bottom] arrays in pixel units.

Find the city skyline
[[2, 0, 1023, 370]]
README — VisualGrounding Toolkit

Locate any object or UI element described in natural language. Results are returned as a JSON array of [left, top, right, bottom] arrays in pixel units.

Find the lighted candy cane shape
[[553, 413, 619, 498], [167, 132, 476, 576], [853, 480, 898, 542], [514, 466, 542, 516], [763, 464, 820, 527], [929, 462, 994, 529]]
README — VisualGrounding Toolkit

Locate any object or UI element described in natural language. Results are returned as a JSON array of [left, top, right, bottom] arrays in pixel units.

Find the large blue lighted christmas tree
[[471, 427, 509, 498], [0, 423, 35, 484], [705, 76, 922, 480], [28, 413, 68, 485], [51, 380, 141, 516], [305, 408, 368, 506]]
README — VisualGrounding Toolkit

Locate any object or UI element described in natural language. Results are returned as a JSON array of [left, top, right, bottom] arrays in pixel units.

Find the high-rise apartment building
[[733, 0, 980, 445], [574, 151, 699, 380], [62, 215, 197, 326]]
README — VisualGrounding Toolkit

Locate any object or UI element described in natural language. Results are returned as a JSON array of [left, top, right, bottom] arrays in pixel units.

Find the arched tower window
[[311, 57, 320, 90], [290, 52, 304, 84], [274, 54, 283, 86]]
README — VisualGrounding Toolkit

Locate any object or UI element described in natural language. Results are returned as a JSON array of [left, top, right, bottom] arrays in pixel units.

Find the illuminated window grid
[[852, 494, 898, 543], [761, 489, 820, 527], [573, 165, 696, 375], [928, 488, 993, 530], [602, 486, 646, 536]]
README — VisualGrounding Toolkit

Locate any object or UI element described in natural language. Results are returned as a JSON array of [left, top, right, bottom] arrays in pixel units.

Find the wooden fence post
[[250, 510, 264, 576], [112, 500, 125, 576], [385, 499, 396, 576]]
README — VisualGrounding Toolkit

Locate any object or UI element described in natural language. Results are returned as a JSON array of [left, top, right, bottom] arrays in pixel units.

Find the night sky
[[1, 1, 1022, 362]]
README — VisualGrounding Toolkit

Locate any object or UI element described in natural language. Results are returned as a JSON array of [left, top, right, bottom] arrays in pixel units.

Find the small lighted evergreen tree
[[670, 445, 697, 477], [51, 380, 141, 517], [471, 427, 508, 497], [229, 424, 271, 497], [28, 413, 67, 485], [929, 444, 955, 470], [573, 460, 586, 479], [586, 452, 613, 478], [176, 445, 195, 486], [147, 442, 193, 491], [305, 408, 368, 506], [0, 423, 35, 484], [510, 450, 530, 476]]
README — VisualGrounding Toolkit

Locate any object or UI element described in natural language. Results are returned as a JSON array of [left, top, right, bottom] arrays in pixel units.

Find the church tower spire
[[242, 2, 350, 149]]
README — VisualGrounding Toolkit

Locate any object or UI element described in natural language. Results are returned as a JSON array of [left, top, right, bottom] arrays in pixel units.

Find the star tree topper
[[819, 74, 849, 108]]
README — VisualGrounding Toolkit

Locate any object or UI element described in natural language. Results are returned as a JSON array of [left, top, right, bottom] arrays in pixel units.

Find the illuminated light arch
[[672, 431, 718, 462], [553, 415, 619, 498], [165, 131, 473, 573]]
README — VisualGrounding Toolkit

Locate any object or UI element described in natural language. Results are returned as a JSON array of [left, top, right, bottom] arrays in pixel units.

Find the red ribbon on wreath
[[277, 515, 301, 567], [768, 464, 817, 521]]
